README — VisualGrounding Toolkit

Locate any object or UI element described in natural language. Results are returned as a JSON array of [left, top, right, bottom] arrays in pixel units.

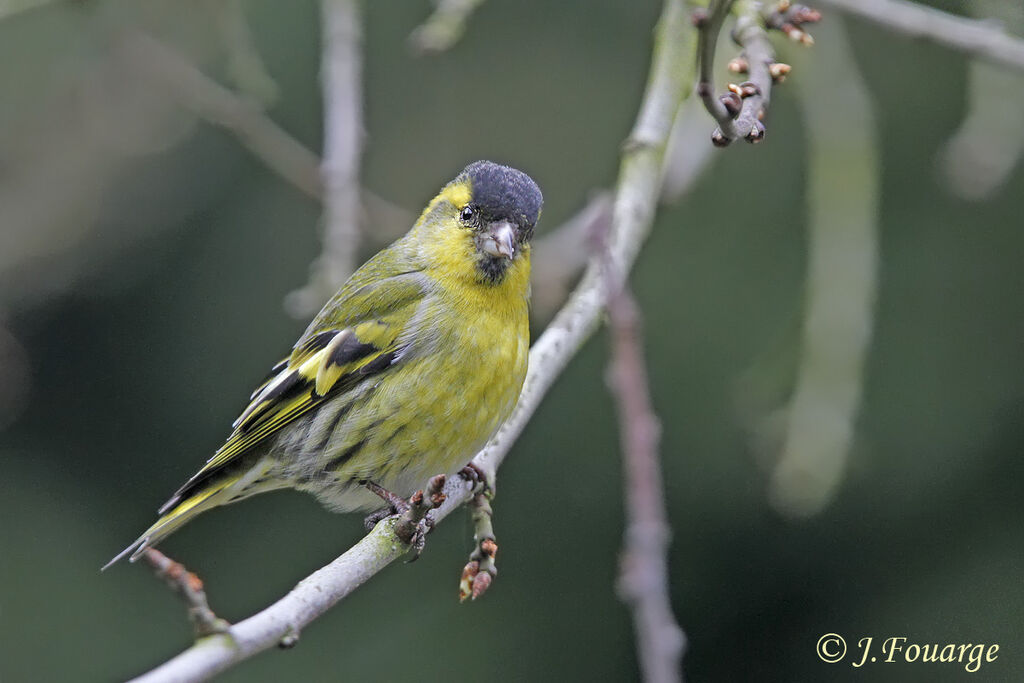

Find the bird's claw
[[458, 462, 494, 496], [362, 505, 396, 531], [364, 475, 446, 560], [362, 480, 414, 530], [406, 515, 435, 560], [399, 474, 446, 560]]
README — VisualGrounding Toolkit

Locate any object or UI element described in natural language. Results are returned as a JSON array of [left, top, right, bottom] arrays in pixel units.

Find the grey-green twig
[[142, 549, 230, 639], [697, 0, 818, 146], [459, 492, 497, 601]]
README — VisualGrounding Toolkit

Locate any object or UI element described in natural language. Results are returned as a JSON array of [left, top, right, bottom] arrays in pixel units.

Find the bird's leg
[[362, 475, 447, 560], [362, 480, 411, 530]]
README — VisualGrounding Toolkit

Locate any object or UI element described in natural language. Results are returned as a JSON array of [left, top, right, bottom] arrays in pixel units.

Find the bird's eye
[[460, 206, 475, 223]]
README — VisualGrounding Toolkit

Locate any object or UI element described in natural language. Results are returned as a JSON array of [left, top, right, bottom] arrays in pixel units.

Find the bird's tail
[[102, 473, 245, 570]]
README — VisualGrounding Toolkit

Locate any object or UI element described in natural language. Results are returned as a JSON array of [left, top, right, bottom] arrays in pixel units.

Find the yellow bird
[[107, 160, 542, 567]]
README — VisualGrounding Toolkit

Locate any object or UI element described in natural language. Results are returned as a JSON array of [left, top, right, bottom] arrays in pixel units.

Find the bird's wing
[[158, 269, 427, 514]]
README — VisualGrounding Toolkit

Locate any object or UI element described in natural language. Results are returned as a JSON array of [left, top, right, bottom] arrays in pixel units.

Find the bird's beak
[[478, 220, 517, 260]]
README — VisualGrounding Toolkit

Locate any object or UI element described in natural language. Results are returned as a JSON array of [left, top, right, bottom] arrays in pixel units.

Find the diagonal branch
[[128, 0, 697, 680], [818, 0, 1024, 72], [120, 30, 324, 201], [409, 0, 487, 54]]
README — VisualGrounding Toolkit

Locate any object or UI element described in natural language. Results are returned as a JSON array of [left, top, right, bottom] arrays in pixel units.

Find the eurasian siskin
[[107, 160, 542, 566]]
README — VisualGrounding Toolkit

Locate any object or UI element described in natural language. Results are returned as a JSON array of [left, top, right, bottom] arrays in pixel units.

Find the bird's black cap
[[461, 161, 543, 240]]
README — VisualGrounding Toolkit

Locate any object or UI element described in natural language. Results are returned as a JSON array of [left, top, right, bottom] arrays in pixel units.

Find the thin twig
[[142, 549, 230, 638], [602, 225, 684, 681], [606, 283, 684, 683], [458, 492, 497, 601], [818, 0, 1024, 72], [129, 0, 697, 679], [696, 0, 818, 146], [287, 0, 365, 317], [694, 0, 737, 129], [119, 31, 324, 201], [216, 0, 280, 105], [409, 0, 486, 54], [723, 0, 775, 144]]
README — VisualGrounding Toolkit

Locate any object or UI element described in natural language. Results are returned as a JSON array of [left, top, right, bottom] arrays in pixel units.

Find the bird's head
[[418, 160, 543, 286]]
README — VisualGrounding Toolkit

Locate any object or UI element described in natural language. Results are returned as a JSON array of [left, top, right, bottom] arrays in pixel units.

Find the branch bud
[[746, 120, 766, 143], [738, 81, 760, 98], [720, 92, 742, 117], [769, 62, 792, 82], [727, 57, 749, 74], [711, 129, 731, 147], [459, 560, 479, 602], [471, 571, 493, 600]]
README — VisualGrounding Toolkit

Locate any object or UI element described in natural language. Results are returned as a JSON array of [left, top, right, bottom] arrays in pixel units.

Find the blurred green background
[[1, 1, 1022, 681]]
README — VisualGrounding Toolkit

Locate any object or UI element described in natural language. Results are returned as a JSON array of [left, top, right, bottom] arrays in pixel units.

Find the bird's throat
[[476, 254, 511, 285]]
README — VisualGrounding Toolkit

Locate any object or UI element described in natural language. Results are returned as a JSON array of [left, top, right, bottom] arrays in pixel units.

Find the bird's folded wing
[[158, 270, 426, 514]]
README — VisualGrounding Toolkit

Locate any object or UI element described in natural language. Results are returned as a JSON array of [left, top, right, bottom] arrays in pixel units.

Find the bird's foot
[[362, 480, 411, 530], [362, 475, 447, 560], [458, 462, 495, 496]]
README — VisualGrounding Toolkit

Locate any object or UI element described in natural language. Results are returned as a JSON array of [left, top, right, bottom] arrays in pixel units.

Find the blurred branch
[[533, 98, 716, 320], [530, 192, 613, 318], [286, 0, 365, 317], [660, 98, 717, 203], [0, 0, 53, 22], [937, 0, 1024, 200], [409, 0, 485, 54], [130, 0, 697, 680], [768, 17, 878, 517], [605, 274, 684, 681], [123, 27, 415, 245], [121, 30, 324, 201], [216, 0, 280, 105], [818, 0, 1024, 72], [123, 24, 414, 315]]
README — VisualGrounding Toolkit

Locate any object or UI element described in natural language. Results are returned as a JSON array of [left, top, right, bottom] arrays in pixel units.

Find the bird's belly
[[272, 321, 527, 511]]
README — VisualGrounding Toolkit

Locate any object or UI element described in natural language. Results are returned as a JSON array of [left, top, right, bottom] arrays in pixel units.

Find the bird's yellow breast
[[312, 252, 531, 504]]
